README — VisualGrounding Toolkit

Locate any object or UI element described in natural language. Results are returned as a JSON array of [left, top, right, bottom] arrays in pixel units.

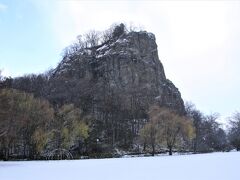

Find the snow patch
[[147, 32, 155, 40], [116, 38, 129, 44], [0, 152, 239, 180]]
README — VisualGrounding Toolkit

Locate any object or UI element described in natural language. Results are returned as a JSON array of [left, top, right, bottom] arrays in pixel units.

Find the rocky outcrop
[[53, 30, 185, 115]]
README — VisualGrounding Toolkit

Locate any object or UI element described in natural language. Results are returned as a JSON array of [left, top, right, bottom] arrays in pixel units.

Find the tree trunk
[[193, 139, 197, 153], [143, 142, 146, 152], [29, 145, 36, 160], [4, 148, 9, 161], [151, 143, 155, 156], [169, 146, 173, 156]]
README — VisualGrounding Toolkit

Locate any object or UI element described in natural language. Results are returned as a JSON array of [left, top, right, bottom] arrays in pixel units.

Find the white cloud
[[0, 3, 7, 12]]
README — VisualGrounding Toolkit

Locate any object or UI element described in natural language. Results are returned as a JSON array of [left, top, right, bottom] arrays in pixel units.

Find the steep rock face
[[53, 31, 185, 115]]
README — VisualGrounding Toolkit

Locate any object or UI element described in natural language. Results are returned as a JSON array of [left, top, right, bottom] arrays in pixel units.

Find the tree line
[[1, 79, 239, 160], [0, 73, 90, 160], [138, 102, 240, 156]]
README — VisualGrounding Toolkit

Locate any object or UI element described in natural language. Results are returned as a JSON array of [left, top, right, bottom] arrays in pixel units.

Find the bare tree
[[140, 105, 195, 156], [157, 107, 194, 155], [228, 112, 240, 151], [185, 102, 204, 152], [139, 117, 159, 156], [84, 30, 101, 48]]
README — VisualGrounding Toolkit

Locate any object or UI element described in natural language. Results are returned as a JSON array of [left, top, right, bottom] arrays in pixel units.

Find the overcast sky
[[0, 0, 239, 123]]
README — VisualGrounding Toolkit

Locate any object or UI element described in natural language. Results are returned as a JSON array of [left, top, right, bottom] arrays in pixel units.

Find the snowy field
[[0, 152, 239, 180]]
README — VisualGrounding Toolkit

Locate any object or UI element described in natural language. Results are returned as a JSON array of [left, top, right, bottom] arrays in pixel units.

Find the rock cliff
[[53, 29, 185, 115]]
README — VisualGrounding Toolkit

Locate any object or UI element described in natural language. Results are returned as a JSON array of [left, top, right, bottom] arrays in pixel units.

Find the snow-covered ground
[[0, 152, 239, 180]]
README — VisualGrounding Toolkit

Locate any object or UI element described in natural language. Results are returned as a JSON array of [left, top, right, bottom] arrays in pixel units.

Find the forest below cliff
[[0, 24, 239, 160]]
